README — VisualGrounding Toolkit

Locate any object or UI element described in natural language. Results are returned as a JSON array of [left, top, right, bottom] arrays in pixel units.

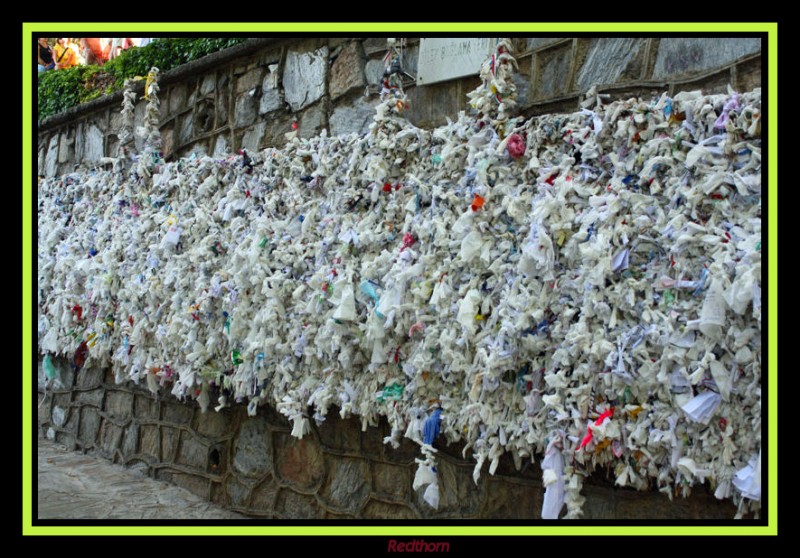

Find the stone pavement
[[37, 437, 247, 520]]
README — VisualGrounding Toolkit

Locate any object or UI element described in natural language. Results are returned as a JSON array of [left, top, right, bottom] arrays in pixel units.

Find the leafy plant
[[37, 37, 248, 120]]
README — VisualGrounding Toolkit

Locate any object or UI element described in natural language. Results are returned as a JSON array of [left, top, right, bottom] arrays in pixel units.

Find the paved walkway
[[37, 437, 247, 519]]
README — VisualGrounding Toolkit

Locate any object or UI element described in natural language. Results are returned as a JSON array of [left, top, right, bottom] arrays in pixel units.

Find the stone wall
[[37, 357, 736, 519], [37, 37, 761, 177], [35, 36, 760, 519]]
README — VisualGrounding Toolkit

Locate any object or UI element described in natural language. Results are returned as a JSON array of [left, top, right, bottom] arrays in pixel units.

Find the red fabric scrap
[[578, 407, 614, 451], [507, 134, 526, 159]]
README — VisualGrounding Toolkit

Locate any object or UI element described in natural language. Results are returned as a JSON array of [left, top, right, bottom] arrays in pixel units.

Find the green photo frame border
[[23, 21, 777, 536]]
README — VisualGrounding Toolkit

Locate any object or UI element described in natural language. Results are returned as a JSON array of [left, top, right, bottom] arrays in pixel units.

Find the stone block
[[682, 69, 734, 96], [360, 419, 385, 459], [580, 482, 616, 519], [76, 366, 104, 389], [83, 124, 104, 163], [685, 492, 738, 519], [250, 477, 279, 511], [372, 462, 410, 499], [381, 434, 419, 466], [260, 114, 293, 149], [236, 67, 265, 94], [103, 369, 116, 385], [171, 472, 209, 500], [537, 45, 572, 99], [365, 59, 385, 86], [38, 394, 51, 430], [58, 129, 74, 164], [226, 476, 251, 508], [134, 393, 158, 419], [653, 38, 761, 80], [109, 109, 122, 132], [194, 406, 231, 438], [299, 102, 326, 138], [139, 425, 159, 460], [329, 37, 349, 50], [240, 123, 266, 152], [99, 419, 123, 456], [261, 403, 291, 428], [330, 97, 379, 137], [178, 112, 194, 145], [105, 390, 133, 419], [55, 431, 76, 449], [405, 80, 461, 129], [176, 432, 208, 470], [330, 41, 367, 99], [200, 73, 216, 96], [187, 81, 197, 107], [362, 499, 418, 520], [406, 44, 420, 78], [217, 87, 229, 126], [77, 407, 100, 445], [283, 47, 329, 112], [513, 56, 532, 107], [89, 116, 107, 133], [259, 88, 282, 115], [75, 387, 104, 407], [363, 38, 387, 55], [38, 143, 46, 175], [576, 38, 645, 91], [319, 456, 370, 513], [161, 426, 178, 461], [72, 123, 84, 164], [234, 93, 258, 128], [217, 73, 230, 93], [273, 432, 325, 489], [44, 135, 59, 178], [60, 363, 75, 389], [274, 489, 320, 519], [736, 56, 762, 93], [233, 416, 272, 478], [161, 126, 175, 159], [121, 424, 138, 457], [210, 481, 225, 507], [527, 38, 566, 51], [480, 478, 540, 519], [316, 412, 361, 453], [64, 404, 80, 433], [37, 360, 47, 391], [213, 134, 229, 157], [621, 485, 681, 520], [169, 84, 187, 115], [163, 401, 193, 425]]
